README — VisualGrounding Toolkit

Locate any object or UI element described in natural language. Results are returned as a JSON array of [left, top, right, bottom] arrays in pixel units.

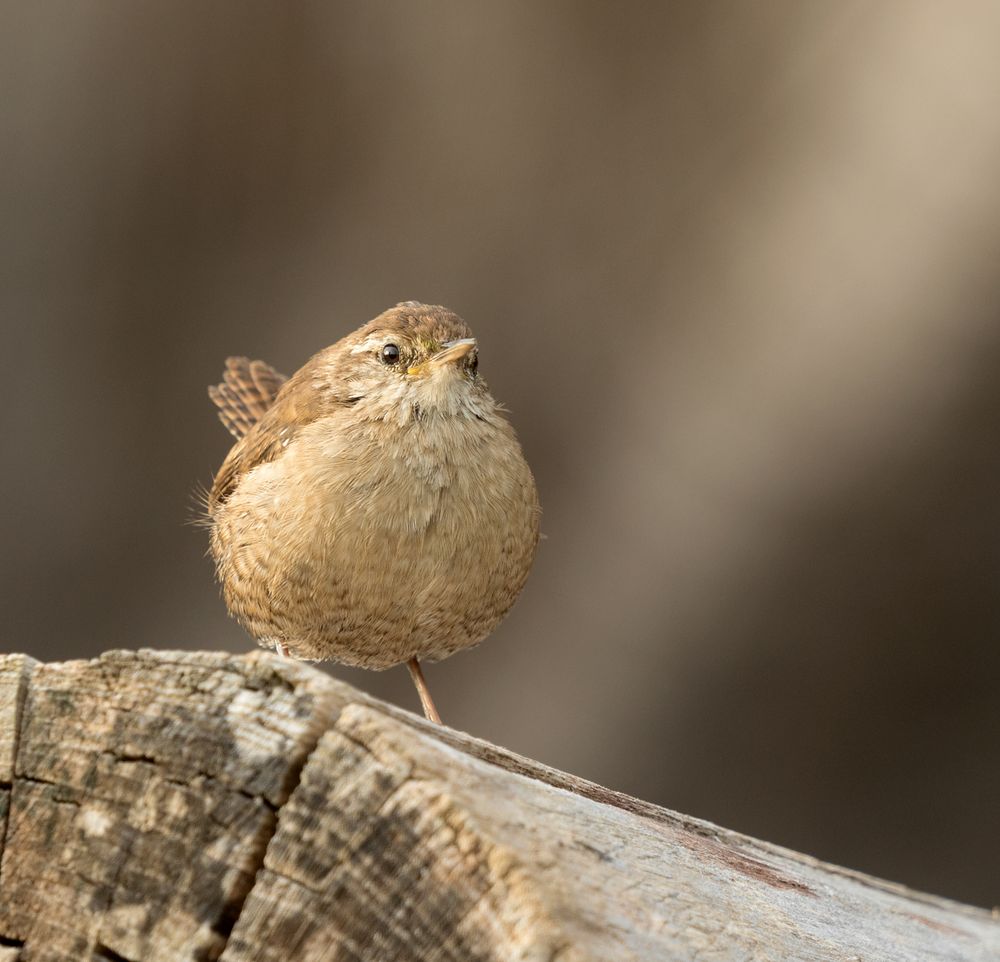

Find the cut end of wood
[[0, 649, 996, 961]]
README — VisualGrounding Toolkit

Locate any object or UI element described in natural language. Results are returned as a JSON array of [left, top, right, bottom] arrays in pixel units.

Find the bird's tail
[[207, 356, 287, 439]]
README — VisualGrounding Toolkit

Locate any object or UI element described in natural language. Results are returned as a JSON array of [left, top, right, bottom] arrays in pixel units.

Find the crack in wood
[[0, 657, 35, 893], [94, 943, 137, 962], [207, 711, 332, 957]]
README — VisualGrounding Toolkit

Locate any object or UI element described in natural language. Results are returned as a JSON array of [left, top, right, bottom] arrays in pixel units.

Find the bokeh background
[[3, 2, 998, 908]]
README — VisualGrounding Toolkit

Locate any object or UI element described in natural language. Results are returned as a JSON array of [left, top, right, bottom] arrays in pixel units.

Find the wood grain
[[0, 651, 995, 961]]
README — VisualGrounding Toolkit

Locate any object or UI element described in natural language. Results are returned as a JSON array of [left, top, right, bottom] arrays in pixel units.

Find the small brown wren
[[206, 302, 540, 722]]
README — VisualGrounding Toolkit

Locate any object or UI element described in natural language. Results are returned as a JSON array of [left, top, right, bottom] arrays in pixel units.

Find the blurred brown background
[[2, 2, 998, 908]]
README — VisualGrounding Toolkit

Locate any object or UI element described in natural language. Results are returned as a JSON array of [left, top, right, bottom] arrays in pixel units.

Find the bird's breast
[[279, 412, 518, 536]]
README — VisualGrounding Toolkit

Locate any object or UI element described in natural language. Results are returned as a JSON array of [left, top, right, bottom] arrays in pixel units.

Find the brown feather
[[208, 357, 288, 439]]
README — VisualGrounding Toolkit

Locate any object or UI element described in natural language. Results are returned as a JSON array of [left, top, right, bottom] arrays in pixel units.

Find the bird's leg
[[276, 640, 291, 657], [407, 657, 443, 724]]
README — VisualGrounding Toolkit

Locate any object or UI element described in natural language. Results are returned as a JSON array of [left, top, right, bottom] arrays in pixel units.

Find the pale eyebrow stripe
[[350, 336, 386, 355]]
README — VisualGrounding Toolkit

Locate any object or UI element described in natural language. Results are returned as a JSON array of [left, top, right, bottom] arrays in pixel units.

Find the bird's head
[[327, 302, 493, 422]]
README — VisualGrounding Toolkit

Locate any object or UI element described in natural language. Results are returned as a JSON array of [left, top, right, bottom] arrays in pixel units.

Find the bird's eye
[[381, 343, 401, 364], [469, 353, 479, 375]]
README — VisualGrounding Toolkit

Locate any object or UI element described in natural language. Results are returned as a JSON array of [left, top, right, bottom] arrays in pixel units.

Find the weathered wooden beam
[[0, 650, 995, 961]]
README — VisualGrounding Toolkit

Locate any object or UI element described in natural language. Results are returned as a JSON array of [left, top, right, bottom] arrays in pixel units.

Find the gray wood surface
[[0, 650, 995, 961]]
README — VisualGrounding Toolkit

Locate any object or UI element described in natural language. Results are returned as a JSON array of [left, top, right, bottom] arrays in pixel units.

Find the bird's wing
[[208, 357, 288, 440], [207, 355, 334, 511]]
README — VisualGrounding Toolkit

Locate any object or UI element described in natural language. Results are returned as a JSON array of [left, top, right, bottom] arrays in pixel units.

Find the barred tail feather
[[208, 356, 287, 439]]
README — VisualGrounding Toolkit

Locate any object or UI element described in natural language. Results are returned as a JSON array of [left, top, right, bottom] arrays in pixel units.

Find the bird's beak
[[408, 338, 477, 376]]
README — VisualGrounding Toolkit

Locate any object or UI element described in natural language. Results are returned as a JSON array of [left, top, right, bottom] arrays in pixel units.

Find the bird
[[205, 302, 540, 723]]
